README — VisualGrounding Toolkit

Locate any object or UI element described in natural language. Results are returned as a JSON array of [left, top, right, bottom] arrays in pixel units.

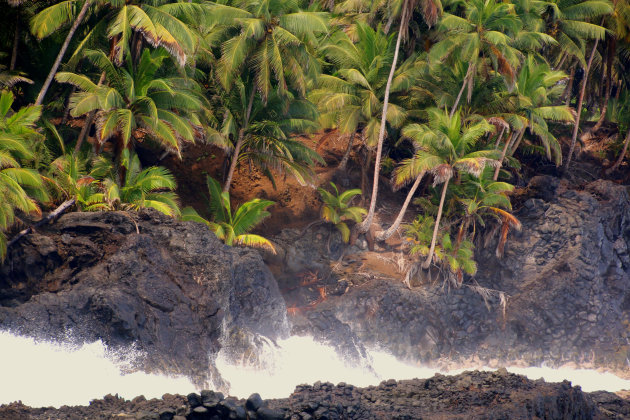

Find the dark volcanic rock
[[474, 177, 630, 369], [276, 178, 630, 372], [0, 210, 288, 383], [3, 371, 629, 419]]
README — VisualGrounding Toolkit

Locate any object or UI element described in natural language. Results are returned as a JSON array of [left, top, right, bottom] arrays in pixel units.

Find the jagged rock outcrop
[[275, 177, 630, 372], [0, 210, 289, 384]]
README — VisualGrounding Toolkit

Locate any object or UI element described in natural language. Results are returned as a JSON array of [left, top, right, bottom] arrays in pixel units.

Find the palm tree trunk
[[493, 129, 519, 181], [338, 131, 356, 170], [223, 86, 256, 193], [591, 84, 611, 133], [565, 36, 601, 170], [493, 126, 506, 149], [35, 0, 91, 106], [508, 127, 526, 157], [450, 62, 473, 119], [358, 9, 406, 233], [10, 23, 19, 71], [62, 86, 76, 125], [556, 52, 567, 70], [564, 66, 575, 107], [361, 148, 372, 204], [375, 171, 424, 241], [607, 128, 630, 173], [422, 177, 450, 269], [592, 38, 615, 133]]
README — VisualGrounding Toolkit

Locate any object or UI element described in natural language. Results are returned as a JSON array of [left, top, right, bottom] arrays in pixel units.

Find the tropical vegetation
[[0, 0, 627, 290]]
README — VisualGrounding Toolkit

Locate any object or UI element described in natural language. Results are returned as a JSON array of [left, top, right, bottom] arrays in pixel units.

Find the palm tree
[[494, 55, 574, 178], [0, 90, 48, 259], [310, 23, 411, 169], [181, 176, 276, 252], [452, 168, 521, 252], [209, 80, 323, 188], [318, 182, 366, 243], [429, 0, 525, 118], [209, 0, 328, 192], [538, 0, 614, 168], [31, 0, 201, 105], [591, 0, 630, 132], [47, 152, 108, 211], [31, 0, 92, 106], [357, 0, 441, 234], [99, 149, 181, 216], [401, 108, 498, 269], [404, 214, 478, 283], [56, 48, 205, 162]]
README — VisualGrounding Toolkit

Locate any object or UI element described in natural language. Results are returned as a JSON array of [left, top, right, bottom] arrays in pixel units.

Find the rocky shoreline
[[1, 176, 630, 417], [2, 370, 629, 419], [270, 176, 630, 374]]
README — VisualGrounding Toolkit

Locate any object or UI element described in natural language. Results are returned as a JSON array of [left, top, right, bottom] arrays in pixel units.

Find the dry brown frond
[[487, 117, 509, 132], [431, 164, 453, 185]]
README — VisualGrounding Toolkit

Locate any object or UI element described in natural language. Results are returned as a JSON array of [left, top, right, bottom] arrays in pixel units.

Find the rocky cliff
[[274, 177, 630, 373], [0, 210, 289, 384]]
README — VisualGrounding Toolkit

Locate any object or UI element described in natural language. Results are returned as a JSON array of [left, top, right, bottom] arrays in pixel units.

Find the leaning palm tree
[[56, 48, 205, 162], [401, 108, 498, 269], [539, 0, 614, 168], [310, 22, 411, 169], [0, 90, 48, 259], [182, 176, 276, 252], [208, 0, 328, 192], [358, 0, 441, 234]]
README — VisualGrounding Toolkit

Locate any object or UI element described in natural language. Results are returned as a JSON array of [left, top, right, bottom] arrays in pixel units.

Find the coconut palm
[[0, 90, 48, 259], [401, 108, 498, 269], [539, 0, 614, 168], [451, 168, 521, 255], [210, 80, 323, 188], [181, 176, 276, 252], [56, 48, 205, 161], [317, 182, 366, 243], [30, 0, 201, 105], [494, 55, 574, 178], [209, 0, 328, 192], [358, 0, 441, 234], [541, 0, 612, 64], [310, 22, 411, 168], [429, 0, 526, 118]]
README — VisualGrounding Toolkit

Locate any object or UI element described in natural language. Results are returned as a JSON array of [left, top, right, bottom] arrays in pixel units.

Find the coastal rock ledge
[[0, 209, 289, 383]]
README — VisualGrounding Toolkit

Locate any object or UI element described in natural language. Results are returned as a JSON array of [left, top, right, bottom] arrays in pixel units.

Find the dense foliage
[[1, 0, 628, 282]]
